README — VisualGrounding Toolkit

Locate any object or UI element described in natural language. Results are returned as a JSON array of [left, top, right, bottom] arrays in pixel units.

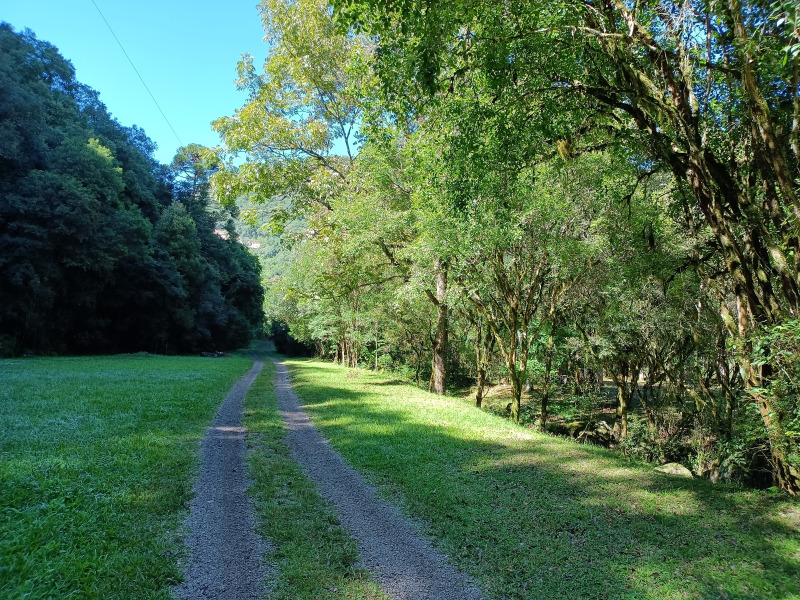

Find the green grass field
[[242, 358, 389, 600], [0, 353, 252, 599], [3, 352, 798, 600], [286, 358, 800, 600]]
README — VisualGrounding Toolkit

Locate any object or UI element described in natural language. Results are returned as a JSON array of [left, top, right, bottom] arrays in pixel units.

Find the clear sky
[[3, 0, 269, 165]]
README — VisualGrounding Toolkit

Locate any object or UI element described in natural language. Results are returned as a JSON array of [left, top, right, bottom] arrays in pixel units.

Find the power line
[[89, 0, 184, 148]]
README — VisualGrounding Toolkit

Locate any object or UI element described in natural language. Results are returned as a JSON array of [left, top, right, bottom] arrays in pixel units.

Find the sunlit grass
[[287, 358, 800, 600], [0, 354, 252, 599], [242, 358, 390, 600]]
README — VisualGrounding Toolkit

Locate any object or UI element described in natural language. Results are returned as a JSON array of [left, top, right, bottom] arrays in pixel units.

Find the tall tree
[[211, 0, 369, 220], [336, 0, 800, 491], [212, 0, 457, 392], [0, 25, 263, 356]]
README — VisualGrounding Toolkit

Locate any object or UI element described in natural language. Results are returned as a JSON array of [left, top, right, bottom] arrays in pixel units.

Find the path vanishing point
[[176, 351, 486, 600]]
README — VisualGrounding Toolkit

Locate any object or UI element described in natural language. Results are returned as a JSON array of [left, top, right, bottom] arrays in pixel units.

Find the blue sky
[[4, 0, 268, 165]]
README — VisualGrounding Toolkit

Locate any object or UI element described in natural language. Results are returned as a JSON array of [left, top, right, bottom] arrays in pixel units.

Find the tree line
[[0, 24, 264, 356], [210, 0, 799, 492]]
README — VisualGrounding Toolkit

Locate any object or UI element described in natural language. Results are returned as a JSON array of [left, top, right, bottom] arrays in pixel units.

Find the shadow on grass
[[279, 357, 799, 600]]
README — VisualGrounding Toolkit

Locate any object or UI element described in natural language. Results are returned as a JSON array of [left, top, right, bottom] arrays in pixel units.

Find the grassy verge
[[0, 353, 252, 599], [242, 357, 389, 600], [287, 358, 800, 600]]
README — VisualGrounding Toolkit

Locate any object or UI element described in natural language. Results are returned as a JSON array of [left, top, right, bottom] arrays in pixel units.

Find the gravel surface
[[270, 357, 487, 600], [175, 360, 270, 600]]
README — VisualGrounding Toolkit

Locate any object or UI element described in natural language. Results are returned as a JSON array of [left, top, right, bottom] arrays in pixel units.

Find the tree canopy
[[0, 24, 264, 355], [211, 0, 799, 492]]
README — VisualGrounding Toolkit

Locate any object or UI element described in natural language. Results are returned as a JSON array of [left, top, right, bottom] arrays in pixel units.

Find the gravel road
[[175, 360, 270, 600], [270, 356, 486, 600]]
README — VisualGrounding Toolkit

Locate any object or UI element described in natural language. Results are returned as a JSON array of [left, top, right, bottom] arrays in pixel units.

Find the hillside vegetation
[[0, 25, 263, 356]]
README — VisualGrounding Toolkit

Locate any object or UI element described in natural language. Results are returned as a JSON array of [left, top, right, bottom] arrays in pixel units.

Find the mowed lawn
[[287, 358, 800, 600], [0, 353, 252, 599]]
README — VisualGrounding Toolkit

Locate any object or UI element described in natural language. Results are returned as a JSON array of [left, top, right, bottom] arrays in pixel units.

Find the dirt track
[[175, 360, 270, 600], [176, 353, 485, 600], [270, 356, 486, 600]]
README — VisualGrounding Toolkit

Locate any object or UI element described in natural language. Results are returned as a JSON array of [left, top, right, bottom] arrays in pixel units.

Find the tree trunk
[[639, 369, 658, 438], [509, 367, 523, 424], [616, 386, 629, 441], [754, 394, 800, 492], [475, 322, 486, 407], [430, 260, 448, 395], [743, 357, 800, 494], [540, 325, 556, 433], [726, 0, 800, 217], [791, 54, 799, 160], [475, 365, 486, 408], [610, 364, 638, 441], [641, 395, 657, 438]]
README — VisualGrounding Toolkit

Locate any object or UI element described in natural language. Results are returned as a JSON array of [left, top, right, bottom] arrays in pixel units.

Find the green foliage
[[752, 320, 800, 479], [330, 0, 800, 490], [619, 415, 670, 464], [211, 0, 373, 219], [208, 0, 800, 489], [0, 25, 263, 355], [769, 0, 800, 60]]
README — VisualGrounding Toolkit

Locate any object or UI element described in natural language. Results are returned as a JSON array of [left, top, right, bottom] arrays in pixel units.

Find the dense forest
[[209, 0, 800, 493], [0, 24, 264, 356]]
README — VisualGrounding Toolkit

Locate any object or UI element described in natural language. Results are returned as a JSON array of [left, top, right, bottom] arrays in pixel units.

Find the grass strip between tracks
[[243, 357, 390, 600]]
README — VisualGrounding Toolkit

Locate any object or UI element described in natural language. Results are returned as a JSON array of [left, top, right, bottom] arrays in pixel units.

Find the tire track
[[270, 356, 486, 600], [175, 359, 270, 600]]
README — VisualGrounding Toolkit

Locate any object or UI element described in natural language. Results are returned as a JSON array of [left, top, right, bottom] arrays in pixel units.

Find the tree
[[0, 25, 263, 355], [212, 0, 461, 392], [336, 0, 800, 491], [416, 97, 607, 422], [211, 0, 369, 220], [170, 145, 265, 350]]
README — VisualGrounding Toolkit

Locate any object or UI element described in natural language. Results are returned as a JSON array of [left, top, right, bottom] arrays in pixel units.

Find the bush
[[619, 415, 666, 463], [751, 319, 800, 480]]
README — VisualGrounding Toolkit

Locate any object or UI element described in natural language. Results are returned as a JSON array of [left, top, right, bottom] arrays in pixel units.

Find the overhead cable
[[89, 0, 184, 148]]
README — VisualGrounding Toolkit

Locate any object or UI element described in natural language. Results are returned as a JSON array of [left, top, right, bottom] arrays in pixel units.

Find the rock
[[699, 457, 722, 482], [565, 420, 588, 435], [576, 420, 613, 445], [548, 420, 614, 446], [654, 462, 694, 478]]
